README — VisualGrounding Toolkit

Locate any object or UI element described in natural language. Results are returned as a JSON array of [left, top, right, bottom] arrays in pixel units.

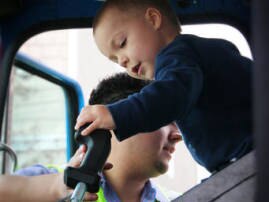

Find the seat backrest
[[173, 151, 256, 202]]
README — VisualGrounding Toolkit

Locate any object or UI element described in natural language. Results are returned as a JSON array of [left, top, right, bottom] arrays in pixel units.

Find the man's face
[[94, 7, 166, 80], [110, 122, 182, 178]]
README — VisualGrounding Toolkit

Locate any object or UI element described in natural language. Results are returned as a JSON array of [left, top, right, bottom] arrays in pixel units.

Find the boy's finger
[[81, 121, 98, 136], [76, 113, 94, 129], [75, 114, 90, 130], [74, 121, 80, 130], [75, 118, 89, 130], [74, 119, 86, 130]]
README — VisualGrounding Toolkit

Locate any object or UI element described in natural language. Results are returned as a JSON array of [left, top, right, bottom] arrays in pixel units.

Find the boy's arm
[[75, 39, 204, 140], [75, 59, 202, 141]]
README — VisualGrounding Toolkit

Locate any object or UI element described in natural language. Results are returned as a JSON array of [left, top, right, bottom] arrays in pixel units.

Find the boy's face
[[94, 7, 167, 80]]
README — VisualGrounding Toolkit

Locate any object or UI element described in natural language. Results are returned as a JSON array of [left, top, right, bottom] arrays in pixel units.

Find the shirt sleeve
[[14, 164, 59, 176]]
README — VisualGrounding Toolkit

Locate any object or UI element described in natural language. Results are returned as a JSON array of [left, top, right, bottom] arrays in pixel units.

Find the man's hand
[[66, 145, 113, 201], [68, 145, 86, 167], [65, 145, 97, 201], [75, 104, 116, 136]]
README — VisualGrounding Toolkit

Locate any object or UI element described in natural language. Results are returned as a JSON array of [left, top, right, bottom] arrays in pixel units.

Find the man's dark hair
[[93, 0, 180, 33], [89, 72, 150, 105]]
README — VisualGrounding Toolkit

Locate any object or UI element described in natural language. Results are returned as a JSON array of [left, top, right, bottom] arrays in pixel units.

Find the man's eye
[[120, 39, 126, 48]]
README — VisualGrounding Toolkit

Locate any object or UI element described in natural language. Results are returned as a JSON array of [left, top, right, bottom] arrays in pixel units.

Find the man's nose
[[168, 132, 182, 144], [119, 55, 128, 68], [167, 122, 182, 143]]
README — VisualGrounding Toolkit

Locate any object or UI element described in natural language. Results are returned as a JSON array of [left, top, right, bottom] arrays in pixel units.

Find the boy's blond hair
[[93, 0, 181, 32]]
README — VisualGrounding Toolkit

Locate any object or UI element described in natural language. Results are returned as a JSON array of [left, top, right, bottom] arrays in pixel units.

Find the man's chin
[[155, 161, 169, 174]]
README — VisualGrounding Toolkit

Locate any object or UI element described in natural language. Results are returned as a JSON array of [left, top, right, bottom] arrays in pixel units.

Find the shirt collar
[[100, 174, 157, 202]]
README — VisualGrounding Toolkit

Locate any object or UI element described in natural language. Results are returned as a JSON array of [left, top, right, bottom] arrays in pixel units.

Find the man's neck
[[104, 169, 149, 202]]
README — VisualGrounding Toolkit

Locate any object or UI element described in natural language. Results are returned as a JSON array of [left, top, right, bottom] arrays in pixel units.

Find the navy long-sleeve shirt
[[107, 34, 253, 172]]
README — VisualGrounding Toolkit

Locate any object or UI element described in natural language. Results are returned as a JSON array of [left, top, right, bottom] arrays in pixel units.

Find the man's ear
[[145, 8, 162, 30]]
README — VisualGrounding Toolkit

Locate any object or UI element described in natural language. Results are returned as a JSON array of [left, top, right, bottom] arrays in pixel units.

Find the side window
[[5, 65, 67, 171], [182, 24, 252, 59], [1, 53, 83, 174]]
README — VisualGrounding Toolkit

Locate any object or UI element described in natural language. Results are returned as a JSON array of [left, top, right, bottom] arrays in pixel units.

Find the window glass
[[0, 148, 3, 173], [8, 66, 67, 169], [0, 106, 6, 173], [182, 24, 252, 59]]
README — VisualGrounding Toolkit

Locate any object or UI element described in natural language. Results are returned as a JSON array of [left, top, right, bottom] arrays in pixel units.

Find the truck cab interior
[[0, 0, 268, 201]]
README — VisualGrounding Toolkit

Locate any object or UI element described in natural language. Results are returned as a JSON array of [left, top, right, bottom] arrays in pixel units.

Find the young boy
[[75, 0, 253, 172]]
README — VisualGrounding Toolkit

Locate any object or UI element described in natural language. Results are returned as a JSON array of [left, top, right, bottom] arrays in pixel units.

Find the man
[[12, 72, 181, 201], [86, 72, 182, 201]]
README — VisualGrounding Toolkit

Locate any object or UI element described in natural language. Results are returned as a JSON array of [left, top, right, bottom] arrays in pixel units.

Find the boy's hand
[[75, 104, 115, 136]]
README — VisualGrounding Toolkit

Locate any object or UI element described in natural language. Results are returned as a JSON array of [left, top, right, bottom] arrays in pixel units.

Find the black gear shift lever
[[64, 123, 111, 201]]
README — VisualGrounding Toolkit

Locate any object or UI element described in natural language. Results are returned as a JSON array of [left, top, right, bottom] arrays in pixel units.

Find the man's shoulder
[[14, 164, 61, 176]]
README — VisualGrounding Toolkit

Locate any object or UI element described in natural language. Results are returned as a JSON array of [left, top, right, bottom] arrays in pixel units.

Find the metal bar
[[70, 182, 87, 202]]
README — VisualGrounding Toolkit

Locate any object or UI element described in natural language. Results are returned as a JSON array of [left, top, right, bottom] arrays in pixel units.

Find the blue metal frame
[[0, 0, 103, 49], [14, 53, 84, 160], [0, 0, 250, 50]]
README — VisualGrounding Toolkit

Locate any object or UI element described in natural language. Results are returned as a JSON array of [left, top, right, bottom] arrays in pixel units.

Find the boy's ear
[[145, 8, 162, 30]]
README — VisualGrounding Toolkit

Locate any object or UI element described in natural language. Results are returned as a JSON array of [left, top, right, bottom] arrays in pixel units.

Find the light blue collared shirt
[[100, 174, 157, 202]]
